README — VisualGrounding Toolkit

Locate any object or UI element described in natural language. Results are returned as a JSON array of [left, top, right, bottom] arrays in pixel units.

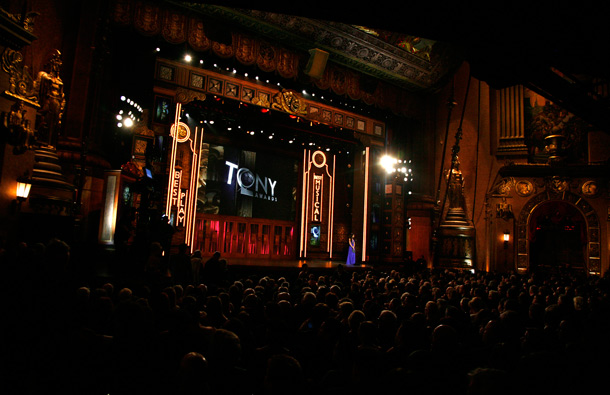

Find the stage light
[[184, 54, 192, 62], [123, 118, 133, 128], [116, 114, 122, 120]]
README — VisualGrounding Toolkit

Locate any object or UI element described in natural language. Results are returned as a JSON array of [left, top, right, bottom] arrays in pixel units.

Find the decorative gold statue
[[34, 50, 65, 147], [447, 158, 466, 212]]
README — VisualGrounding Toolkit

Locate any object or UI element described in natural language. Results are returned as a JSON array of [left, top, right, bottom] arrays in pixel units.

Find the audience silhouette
[[3, 238, 610, 394]]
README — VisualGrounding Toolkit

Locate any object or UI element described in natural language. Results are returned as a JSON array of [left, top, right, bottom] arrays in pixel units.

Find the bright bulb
[[184, 54, 192, 62], [123, 118, 134, 127]]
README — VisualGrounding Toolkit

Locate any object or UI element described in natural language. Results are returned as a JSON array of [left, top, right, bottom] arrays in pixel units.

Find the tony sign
[[225, 161, 278, 202]]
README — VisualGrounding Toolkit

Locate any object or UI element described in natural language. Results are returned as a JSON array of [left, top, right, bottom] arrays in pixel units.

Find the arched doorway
[[528, 201, 586, 272], [516, 191, 601, 275]]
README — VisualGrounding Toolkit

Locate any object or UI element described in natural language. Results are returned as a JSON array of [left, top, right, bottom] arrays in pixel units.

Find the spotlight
[[184, 54, 192, 62]]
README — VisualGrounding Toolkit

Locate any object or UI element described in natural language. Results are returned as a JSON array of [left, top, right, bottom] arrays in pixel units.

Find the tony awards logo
[[225, 161, 278, 202]]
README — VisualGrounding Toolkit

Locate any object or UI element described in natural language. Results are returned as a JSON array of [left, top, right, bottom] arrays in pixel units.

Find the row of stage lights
[[116, 95, 144, 128], [380, 154, 414, 185], [154, 46, 383, 117], [182, 93, 354, 155], [113, 46, 377, 154], [184, 112, 351, 155]]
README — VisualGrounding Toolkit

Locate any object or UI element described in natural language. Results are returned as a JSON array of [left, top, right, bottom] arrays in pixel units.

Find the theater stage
[[226, 257, 371, 269], [225, 257, 374, 277]]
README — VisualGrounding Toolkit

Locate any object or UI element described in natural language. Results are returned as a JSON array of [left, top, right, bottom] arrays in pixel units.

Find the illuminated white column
[[362, 147, 370, 262]]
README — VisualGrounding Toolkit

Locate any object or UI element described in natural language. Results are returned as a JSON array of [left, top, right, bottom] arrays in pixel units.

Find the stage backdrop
[[197, 143, 298, 222]]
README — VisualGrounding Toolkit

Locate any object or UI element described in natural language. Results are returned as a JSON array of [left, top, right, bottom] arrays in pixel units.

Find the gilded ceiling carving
[[111, 0, 426, 117]]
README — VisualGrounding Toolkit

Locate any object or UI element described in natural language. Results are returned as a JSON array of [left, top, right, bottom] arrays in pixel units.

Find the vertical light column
[[165, 102, 182, 218], [186, 126, 204, 250], [98, 170, 121, 245], [362, 147, 370, 262], [300, 149, 309, 258], [329, 154, 336, 258]]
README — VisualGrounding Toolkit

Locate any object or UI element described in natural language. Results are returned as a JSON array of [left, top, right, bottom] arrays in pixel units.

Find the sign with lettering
[[177, 189, 187, 227], [312, 174, 323, 222], [171, 169, 182, 208], [225, 160, 278, 202]]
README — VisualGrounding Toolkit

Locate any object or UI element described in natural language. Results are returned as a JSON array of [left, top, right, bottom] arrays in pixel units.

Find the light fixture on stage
[[380, 155, 412, 179]]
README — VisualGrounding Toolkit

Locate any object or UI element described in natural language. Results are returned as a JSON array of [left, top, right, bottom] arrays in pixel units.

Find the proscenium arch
[[516, 191, 601, 275]]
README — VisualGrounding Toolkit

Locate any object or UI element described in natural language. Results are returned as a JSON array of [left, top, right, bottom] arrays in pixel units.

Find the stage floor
[[227, 257, 371, 270]]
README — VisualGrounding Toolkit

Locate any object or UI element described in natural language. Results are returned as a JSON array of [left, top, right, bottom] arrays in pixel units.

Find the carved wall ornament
[[547, 176, 569, 194], [1, 99, 36, 154], [490, 177, 513, 196], [271, 90, 307, 115], [174, 87, 206, 105], [1, 48, 39, 107], [496, 199, 514, 220], [515, 180, 535, 197], [581, 180, 599, 197]]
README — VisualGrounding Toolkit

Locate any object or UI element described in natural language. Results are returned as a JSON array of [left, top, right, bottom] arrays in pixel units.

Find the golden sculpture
[[447, 159, 466, 212], [34, 50, 66, 148]]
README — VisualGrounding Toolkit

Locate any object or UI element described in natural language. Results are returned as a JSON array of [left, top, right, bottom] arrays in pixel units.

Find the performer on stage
[[346, 234, 356, 265]]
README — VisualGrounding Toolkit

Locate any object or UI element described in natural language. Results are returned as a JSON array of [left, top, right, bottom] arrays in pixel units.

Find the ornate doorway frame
[[516, 191, 601, 275]]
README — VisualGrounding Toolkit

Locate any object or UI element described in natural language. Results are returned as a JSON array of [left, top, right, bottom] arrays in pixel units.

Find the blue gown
[[346, 239, 356, 265]]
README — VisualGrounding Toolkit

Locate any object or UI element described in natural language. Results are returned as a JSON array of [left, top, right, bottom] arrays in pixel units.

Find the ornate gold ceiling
[[176, 3, 463, 93]]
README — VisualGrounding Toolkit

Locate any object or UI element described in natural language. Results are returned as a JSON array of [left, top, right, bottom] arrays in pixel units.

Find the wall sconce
[[14, 175, 32, 211], [503, 230, 510, 249]]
